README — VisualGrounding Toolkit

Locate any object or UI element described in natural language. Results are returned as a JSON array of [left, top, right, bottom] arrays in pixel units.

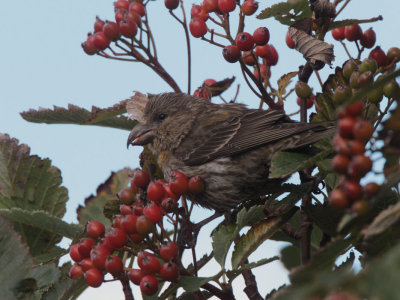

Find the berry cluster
[[69, 169, 204, 296], [82, 0, 146, 55], [330, 101, 376, 212], [332, 24, 376, 49]]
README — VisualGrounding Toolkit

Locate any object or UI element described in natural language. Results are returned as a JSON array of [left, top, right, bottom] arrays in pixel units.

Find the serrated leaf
[[208, 77, 235, 97], [281, 245, 301, 270], [0, 208, 83, 239], [20, 102, 136, 131], [289, 236, 354, 284], [329, 17, 383, 30], [257, 0, 312, 26], [0, 215, 33, 299], [212, 224, 236, 269], [0, 134, 68, 256], [277, 71, 298, 98], [33, 246, 67, 264], [29, 263, 60, 298], [77, 168, 133, 226], [178, 276, 216, 292], [231, 207, 298, 269], [270, 149, 332, 178], [212, 205, 265, 268], [288, 26, 334, 66]]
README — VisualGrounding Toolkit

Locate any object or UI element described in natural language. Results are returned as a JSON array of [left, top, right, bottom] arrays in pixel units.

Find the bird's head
[[127, 93, 207, 151]]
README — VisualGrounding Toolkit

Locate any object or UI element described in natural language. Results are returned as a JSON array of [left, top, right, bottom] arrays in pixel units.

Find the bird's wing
[[174, 108, 321, 165]]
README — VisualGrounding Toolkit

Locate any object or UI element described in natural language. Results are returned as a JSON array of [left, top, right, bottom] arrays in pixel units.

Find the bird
[[127, 92, 335, 213]]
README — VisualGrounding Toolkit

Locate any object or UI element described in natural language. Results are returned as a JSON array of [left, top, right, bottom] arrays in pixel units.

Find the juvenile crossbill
[[127, 93, 334, 212]]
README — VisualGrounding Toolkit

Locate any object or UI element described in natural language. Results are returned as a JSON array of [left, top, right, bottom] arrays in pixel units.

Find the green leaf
[[33, 246, 67, 264], [212, 205, 265, 268], [257, 0, 312, 25], [0, 215, 33, 299], [0, 134, 68, 256], [0, 208, 83, 239], [29, 263, 60, 298], [305, 203, 344, 237], [231, 207, 298, 269], [77, 168, 133, 226], [178, 276, 216, 292], [281, 245, 301, 270], [289, 236, 354, 284], [329, 17, 383, 30], [270, 149, 332, 178], [20, 102, 136, 131]]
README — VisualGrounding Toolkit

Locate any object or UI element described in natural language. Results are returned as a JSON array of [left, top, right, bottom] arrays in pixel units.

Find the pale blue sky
[[0, 0, 398, 299]]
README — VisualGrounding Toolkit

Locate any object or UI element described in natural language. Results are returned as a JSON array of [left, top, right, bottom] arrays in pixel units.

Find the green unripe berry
[[383, 80, 399, 98], [357, 71, 374, 87], [295, 81, 312, 99], [359, 58, 377, 74], [350, 71, 361, 88], [343, 60, 358, 80], [387, 47, 400, 62], [333, 86, 352, 104], [367, 86, 384, 103]]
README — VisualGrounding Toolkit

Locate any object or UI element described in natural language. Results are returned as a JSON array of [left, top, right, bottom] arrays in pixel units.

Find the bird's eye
[[158, 113, 167, 120]]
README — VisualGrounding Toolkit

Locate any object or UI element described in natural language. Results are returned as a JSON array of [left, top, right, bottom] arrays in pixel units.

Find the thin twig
[[314, 70, 324, 88], [202, 36, 225, 48], [334, 0, 351, 20]]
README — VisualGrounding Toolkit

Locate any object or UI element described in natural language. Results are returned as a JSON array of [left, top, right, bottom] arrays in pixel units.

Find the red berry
[[69, 264, 83, 278], [128, 268, 145, 285], [160, 261, 179, 281], [85, 268, 104, 288], [70, 243, 83, 263], [345, 101, 363, 118], [189, 18, 207, 38], [120, 204, 133, 215], [203, 0, 219, 12], [191, 5, 209, 21], [115, 8, 126, 24], [332, 154, 350, 174], [254, 45, 269, 58], [118, 187, 136, 204], [343, 180, 363, 200], [136, 215, 154, 235], [90, 246, 110, 270], [264, 44, 278, 66], [140, 275, 159, 296], [338, 117, 356, 139], [133, 170, 150, 188], [349, 154, 373, 178], [253, 27, 270, 46], [112, 214, 123, 228], [93, 32, 110, 50], [77, 237, 95, 258], [105, 255, 124, 275], [344, 24, 362, 41], [129, 2, 145, 17], [98, 237, 115, 252], [369, 46, 389, 68], [241, 0, 258, 16], [114, 0, 130, 10], [130, 232, 144, 243], [329, 189, 348, 209], [218, 0, 236, 13], [286, 31, 295, 48], [169, 171, 189, 196], [165, 0, 179, 10], [160, 242, 179, 261], [103, 21, 120, 41], [94, 17, 105, 33], [139, 254, 161, 275], [364, 182, 380, 197], [119, 19, 138, 39], [353, 120, 373, 142], [331, 27, 345, 41], [133, 204, 144, 216], [107, 227, 127, 249], [242, 51, 257, 66], [188, 176, 205, 194], [161, 197, 178, 213], [253, 64, 270, 81], [86, 221, 106, 239], [360, 28, 376, 49], [236, 32, 255, 51], [143, 203, 163, 223], [82, 35, 98, 55], [120, 214, 138, 234], [126, 11, 142, 26], [296, 95, 314, 109], [79, 258, 95, 272], [147, 182, 165, 203], [222, 45, 241, 63]]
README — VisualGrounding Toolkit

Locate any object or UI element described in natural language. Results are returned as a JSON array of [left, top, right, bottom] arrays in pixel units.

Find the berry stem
[[119, 273, 134, 300], [201, 36, 225, 48]]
